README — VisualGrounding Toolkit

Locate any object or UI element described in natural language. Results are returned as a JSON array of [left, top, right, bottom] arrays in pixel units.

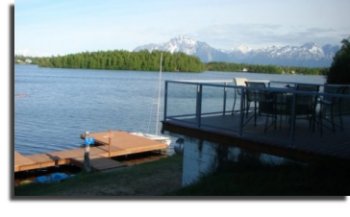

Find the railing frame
[[196, 84, 203, 127], [163, 80, 350, 146]]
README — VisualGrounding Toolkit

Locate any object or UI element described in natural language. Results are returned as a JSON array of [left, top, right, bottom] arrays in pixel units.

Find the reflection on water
[[181, 136, 288, 186], [182, 139, 218, 186]]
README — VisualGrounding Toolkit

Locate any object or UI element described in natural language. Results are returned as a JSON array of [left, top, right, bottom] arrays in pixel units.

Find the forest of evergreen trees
[[15, 50, 327, 75], [28, 50, 204, 72], [206, 62, 326, 75]]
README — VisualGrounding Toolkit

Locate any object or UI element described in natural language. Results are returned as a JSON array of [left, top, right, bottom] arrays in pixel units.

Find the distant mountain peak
[[237, 45, 252, 54], [169, 35, 197, 45], [134, 36, 340, 67]]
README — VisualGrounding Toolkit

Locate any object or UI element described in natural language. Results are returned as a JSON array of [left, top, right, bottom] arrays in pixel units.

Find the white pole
[[155, 53, 163, 135]]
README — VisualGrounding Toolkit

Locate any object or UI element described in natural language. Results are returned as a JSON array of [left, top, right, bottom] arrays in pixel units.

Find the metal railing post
[[164, 81, 168, 121], [239, 87, 245, 136], [289, 92, 296, 146], [223, 82, 227, 115], [196, 84, 202, 127]]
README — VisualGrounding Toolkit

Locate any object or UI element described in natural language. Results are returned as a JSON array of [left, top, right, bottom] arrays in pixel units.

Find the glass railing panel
[[166, 81, 198, 122]]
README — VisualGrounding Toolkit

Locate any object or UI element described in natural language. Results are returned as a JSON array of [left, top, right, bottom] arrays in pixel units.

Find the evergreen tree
[[327, 38, 350, 84]]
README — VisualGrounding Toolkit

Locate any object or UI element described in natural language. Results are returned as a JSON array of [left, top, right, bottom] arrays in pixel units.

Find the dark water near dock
[[15, 64, 325, 155]]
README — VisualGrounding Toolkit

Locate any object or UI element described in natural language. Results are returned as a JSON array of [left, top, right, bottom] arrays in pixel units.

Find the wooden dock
[[15, 131, 169, 172]]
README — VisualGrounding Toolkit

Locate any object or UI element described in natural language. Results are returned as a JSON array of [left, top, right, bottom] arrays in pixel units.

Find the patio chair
[[258, 90, 278, 132], [294, 84, 320, 131], [232, 77, 247, 114], [319, 84, 347, 134], [259, 90, 294, 132], [245, 81, 267, 126]]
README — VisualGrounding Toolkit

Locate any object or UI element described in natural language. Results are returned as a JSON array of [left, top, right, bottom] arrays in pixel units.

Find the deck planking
[[15, 131, 168, 172], [163, 113, 350, 163]]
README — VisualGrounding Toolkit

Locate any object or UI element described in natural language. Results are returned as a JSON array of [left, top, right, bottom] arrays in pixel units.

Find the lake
[[15, 64, 325, 155]]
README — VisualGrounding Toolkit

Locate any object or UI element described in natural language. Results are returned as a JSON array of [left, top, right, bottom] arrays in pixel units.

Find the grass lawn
[[14, 155, 183, 197], [14, 153, 350, 197]]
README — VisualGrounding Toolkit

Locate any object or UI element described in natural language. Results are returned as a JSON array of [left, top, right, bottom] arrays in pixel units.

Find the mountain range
[[134, 36, 340, 67]]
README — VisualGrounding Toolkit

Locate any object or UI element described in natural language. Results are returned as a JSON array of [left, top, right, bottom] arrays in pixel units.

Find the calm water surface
[[15, 64, 325, 155]]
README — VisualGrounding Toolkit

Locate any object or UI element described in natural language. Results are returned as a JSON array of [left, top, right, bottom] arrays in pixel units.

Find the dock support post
[[84, 144, 91, 172], [84, 131, 91, 172]]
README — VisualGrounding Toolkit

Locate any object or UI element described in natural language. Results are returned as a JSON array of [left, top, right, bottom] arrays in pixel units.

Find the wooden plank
[[15, 131, 169, 172], [15, 152, 35, 172], [15, 152, 34, 165], [91, 131, 168, 157], [89, 131, 168, 149], [27, 153, 60, 163], [51, 148, 85, 159]]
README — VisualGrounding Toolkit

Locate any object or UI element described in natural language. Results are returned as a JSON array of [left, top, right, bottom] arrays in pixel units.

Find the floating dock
[[15, 131, 169, 172]]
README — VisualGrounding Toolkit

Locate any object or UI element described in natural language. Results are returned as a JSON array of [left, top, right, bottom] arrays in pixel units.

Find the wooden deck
[[163, 113, 350, 163], [15, 131, 168, 172]]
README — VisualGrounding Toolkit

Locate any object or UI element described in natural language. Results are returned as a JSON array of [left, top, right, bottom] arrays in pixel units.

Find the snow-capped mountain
[[237, 43, 338, 67], [135, 36, 229, 62], [134, 36, 340, 67]]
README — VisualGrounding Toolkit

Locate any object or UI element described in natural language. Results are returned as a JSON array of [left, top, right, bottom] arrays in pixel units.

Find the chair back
[[295, 84, 319, 115], [324, 84, 345, 102], [245, 81, 266, 102], [233, 77, 247, 87], [232, 77, 248, 96], [296, 84, 320, 92], [259, 92, 275, 115], [324, 84, 350, 115]]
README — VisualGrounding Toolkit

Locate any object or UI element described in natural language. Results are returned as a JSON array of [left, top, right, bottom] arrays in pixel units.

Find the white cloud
[[194, 23, 349, 49], [15, 0, 350, 55]]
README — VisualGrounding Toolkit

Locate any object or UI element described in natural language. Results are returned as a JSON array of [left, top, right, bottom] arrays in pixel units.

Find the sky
[[15, 0, 350, 56]]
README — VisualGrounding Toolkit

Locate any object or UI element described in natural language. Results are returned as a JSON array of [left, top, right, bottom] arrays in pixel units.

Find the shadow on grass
[[169, 158, 350, 196]]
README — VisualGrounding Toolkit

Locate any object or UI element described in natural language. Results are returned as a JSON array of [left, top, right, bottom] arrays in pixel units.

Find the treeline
[[32, 50, 205, 72], [206, 62, 327, 75], [16, 51, 328, 75]]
